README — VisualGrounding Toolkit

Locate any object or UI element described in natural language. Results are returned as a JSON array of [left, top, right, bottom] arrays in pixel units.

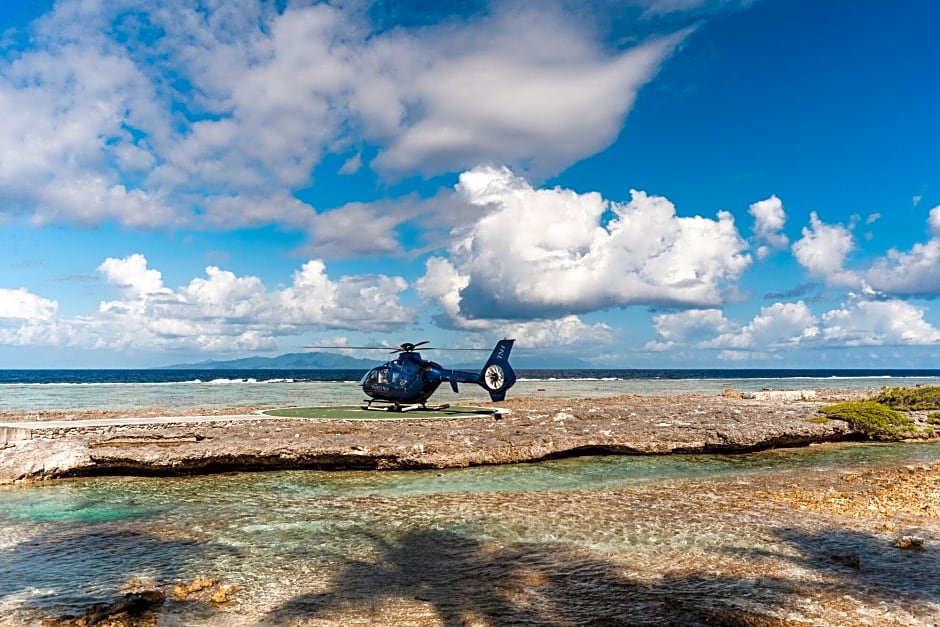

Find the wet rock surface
[[0, 389, 886, 484]]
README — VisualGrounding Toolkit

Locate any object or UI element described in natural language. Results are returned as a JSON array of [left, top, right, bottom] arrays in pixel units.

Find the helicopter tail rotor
[[478, 339, 516, 402]]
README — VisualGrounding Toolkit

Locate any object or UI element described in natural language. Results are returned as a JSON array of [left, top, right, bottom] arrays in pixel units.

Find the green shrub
[[820, 400, 917, 441], [927, 413, 940, 426], [875, 386, 940, 410]]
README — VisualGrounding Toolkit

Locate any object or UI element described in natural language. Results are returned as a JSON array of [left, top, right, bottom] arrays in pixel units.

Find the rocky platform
[[0, 389, 877, 484]]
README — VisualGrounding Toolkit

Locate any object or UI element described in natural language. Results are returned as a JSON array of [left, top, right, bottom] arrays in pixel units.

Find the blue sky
[[1, 0, 939, 369]]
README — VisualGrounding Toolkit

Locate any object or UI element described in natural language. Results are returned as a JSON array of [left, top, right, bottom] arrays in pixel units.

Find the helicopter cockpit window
[[365, 368, 390, 385]]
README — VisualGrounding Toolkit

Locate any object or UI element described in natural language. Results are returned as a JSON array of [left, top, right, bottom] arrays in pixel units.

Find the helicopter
[[312, 339, 516, 412]]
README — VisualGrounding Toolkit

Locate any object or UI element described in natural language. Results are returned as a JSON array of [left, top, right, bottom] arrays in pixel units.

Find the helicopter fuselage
[[359, 339, 516, 409], [360, 352, 446, 404]]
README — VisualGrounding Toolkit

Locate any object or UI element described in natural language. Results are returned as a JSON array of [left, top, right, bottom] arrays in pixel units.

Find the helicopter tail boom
[[447, 339, 516, 402]]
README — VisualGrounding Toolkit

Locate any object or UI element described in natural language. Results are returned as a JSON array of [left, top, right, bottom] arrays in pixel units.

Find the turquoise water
[[2, 443, 940, 624]]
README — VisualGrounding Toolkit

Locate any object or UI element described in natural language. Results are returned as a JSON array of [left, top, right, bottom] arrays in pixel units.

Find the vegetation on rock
[[820, 386, 940, 441], [875, 385, 940, 410]]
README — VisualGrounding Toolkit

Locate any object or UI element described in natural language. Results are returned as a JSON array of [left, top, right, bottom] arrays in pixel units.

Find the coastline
[[0, 388, 890, 485]]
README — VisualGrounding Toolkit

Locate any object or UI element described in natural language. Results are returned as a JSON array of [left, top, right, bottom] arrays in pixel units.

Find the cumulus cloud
[[99, 253, 171, 300], [705, 301, 819, 349], [792, 212, 858, 286], [0, 288, 70, 346], [821, 299, 940, 346], [498, 315, 614, 348], [865, 208, 940, 297], [0, 288, 58, 320], [419, 166, 751, 323], [648, 302, 818, 352], [866, 241, 940, 297], [748, 195, 788, 259], [647, 297, 940, 356], [930, 205, 940, 236], [646, 309, 732, 351], [0, 254, 411, 353]]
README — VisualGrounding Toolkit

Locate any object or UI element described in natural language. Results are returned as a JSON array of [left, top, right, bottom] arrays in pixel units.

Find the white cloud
[[372, 15, 688, 177], [0, 288, 71, 347], [647, 309, 731, 351], [416, 251, 616, 348], [648, 302, 818, 352], [0, 254, 411, 353], [646, 297, 940, 356], [304, 201, 408, 259], [821, 299, 940, 346], [864, 208, 940, 297], [180, 266, 268, 320], [866, 240, 940, 297], [416, 257, 471, 327], [420, 166, 751, 323], [705, 301, 818, 349], [639, 0, 756, 17], [98, 253, 171, 300], [0, 31, 176, 228], [748, 195, 788, 259], [648, 298, 940, 353], [500, 315, 614, 348], [276, 260, 410, 329], [930, 205, 940, 236], [1, 1, 689, 242], [0, 288, 58, 320], [791, 211, 858, 286]]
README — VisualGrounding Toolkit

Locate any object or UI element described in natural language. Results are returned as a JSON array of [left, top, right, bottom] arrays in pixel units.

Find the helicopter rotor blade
[[304, 346, 393, 350], [305, 342, 492, 352], [391, 340, 430, 354]]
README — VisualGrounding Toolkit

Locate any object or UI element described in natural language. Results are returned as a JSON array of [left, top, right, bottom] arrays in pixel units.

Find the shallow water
[[2, 442, 940, 625]]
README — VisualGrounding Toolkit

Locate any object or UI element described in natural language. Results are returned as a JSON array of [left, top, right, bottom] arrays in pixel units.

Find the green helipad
[[263, 405, 499, 420]]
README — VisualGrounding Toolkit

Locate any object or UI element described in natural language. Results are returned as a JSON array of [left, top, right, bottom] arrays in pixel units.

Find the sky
[[1, 0, 939, 369]]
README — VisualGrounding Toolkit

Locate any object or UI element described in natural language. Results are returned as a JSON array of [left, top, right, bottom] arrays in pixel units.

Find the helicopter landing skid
[[361, 400, 451, 412]]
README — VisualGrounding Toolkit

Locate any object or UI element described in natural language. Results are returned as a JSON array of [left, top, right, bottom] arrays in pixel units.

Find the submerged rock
[[42, 589, 164, 626], [895, 535, 925, 549]]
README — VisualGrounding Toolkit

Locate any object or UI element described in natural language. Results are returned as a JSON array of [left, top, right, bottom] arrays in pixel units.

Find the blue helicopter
[[326, 339, 516, 411]]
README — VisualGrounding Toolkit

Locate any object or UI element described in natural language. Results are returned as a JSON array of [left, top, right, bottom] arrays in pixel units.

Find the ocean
[[3, 368, 940, 413], [2, 369, 940, 624]]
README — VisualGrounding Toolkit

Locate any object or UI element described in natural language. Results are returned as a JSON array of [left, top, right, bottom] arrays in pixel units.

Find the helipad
[[263, 405, 501, 420]]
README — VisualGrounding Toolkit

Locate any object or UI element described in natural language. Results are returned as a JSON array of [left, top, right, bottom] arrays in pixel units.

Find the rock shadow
[[263, 527, 775, 625], [737, 524, 940, 608], [0, 522, 240, 616], [263, 523, 940, 625]]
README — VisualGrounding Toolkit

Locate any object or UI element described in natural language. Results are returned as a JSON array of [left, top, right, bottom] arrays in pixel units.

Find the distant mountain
[[159, 351, 379, 370], [162, 350, 597, 370]]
